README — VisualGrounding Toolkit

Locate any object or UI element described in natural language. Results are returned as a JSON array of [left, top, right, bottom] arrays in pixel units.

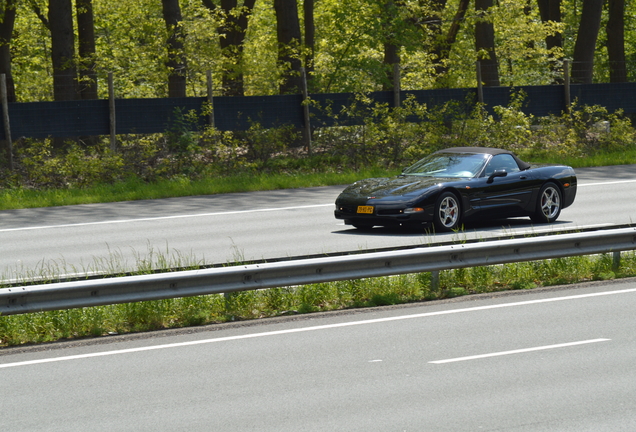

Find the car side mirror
[[487, 169, 507, 183]]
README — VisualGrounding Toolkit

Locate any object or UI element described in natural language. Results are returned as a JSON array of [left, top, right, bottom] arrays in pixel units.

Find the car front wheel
[[433, 192, 461, 232], [531, 182, 562, 223]]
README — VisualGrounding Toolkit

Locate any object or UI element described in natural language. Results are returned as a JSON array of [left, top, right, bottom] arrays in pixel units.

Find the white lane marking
[[579, 180, 636, 187], [1, 287, 635, 369], [0, 204, 334, 233], [429, 339, 610, 364]]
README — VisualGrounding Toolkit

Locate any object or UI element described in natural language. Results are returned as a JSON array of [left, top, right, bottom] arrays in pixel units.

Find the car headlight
[[404, 207, 425, 214]]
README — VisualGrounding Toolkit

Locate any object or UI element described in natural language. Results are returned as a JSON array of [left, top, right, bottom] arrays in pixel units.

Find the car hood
[[342, 176, 453, 198]]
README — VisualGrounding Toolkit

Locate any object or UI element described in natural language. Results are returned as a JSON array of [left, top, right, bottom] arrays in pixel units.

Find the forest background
[[2, 0, 633, 101], [0, 0, 635, 204]]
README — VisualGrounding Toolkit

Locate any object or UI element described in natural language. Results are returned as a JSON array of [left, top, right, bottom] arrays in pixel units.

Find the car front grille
[[377, 208, 404, 215]]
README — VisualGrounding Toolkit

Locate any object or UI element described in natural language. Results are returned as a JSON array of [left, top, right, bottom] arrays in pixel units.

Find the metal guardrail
[[1, 227, 635, 316]]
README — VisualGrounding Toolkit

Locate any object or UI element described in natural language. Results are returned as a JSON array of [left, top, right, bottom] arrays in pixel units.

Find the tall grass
[[2, 252, 635, 347]]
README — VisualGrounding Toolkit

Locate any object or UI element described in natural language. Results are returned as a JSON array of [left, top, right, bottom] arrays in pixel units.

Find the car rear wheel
[[434, 192, 461, 232], [531, 182, 562, 223]]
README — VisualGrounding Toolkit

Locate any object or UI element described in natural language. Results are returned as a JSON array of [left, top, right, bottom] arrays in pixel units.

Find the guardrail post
[[612, 251, 621, 271], [430, 271, 440, 293]]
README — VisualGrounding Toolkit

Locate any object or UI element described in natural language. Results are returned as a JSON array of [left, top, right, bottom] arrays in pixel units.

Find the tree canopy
[[2, 0, 635, 102]]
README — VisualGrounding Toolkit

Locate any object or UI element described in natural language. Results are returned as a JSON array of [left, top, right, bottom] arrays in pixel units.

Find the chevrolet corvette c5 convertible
[[334, 147, 577, 231]]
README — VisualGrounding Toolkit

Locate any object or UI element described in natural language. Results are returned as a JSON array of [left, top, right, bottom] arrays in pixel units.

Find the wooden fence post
[[0, 74, 13, 170], [207, 70, 215, 128], [301, 67, 312, 156], [108, 72, 117, 152], [476, 61, 484, 104], [563, 60, 571, 113], [393, 62, 401, 108]]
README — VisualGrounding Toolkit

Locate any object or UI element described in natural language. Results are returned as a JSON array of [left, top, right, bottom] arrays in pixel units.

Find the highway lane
[[1, 164, 635, 280], [2, 278, 636, 431]]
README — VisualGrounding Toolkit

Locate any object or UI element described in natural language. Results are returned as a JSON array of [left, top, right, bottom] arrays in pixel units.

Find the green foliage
[[526, 105, 636, 160], [8, 0, 636, 101], [10, 138, 124, 189]]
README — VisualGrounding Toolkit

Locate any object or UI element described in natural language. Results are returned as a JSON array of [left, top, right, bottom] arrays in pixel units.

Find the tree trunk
[[606, 0, 626, 83], [304, 0, 315, 89], [204, 0, 255, 96], [0, 0, 16, 102], [474, 0, 499, 86], [49, 0, 78, 101], [536, 0, 563, 83], [161, 0, 187, 97], [536, 0, 562, 53], [431, 0, 469, 82], [383, 42, 399, 91], [274, 0, 303, 94], [381, 0, 400, 91], [76, 0, 98, 100], [571, 0, 603, 84]]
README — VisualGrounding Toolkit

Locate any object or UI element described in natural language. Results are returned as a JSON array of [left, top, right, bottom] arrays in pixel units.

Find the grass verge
[[2, 148, 635, 211], [0, 167, 396, 211]]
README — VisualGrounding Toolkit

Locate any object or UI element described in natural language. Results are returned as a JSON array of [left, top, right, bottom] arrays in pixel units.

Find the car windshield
[[402, 153, 489, 178]]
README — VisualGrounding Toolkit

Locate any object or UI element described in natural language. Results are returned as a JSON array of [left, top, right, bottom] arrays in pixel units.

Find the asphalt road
[[2, 278, 636, 431], [1, 164, 635, 280]]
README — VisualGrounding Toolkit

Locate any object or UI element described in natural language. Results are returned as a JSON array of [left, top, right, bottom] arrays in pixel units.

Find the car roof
[[434, 147, 531, 170], [435, 147, 513, 156]]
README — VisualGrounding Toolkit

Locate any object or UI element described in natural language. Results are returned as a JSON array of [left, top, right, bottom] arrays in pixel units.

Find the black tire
[[531, 182, 562, 223], [433, 191, 461, 232]]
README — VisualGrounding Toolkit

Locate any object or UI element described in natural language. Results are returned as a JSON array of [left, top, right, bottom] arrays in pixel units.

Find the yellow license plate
[[357, 205, 374, 214]]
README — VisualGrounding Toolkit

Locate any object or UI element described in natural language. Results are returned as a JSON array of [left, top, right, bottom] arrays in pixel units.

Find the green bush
[[1, 98, 634, 203]]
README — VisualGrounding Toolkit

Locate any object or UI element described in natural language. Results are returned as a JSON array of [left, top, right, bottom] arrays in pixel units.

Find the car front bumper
[[334, 204, 434, 227]]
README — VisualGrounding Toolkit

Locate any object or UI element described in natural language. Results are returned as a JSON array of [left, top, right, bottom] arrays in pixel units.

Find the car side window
[[483, 154, 521, 177]]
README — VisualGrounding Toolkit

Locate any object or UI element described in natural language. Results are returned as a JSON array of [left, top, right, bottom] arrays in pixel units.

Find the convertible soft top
[[435, 147, 531, 171]]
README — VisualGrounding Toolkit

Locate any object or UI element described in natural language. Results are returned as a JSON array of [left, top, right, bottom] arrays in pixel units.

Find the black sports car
[[335, 147, 577, 231]]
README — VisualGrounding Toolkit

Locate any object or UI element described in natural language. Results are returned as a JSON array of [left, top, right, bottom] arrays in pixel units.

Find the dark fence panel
[[213, 94, 304, 131], [6, 99, 110, 139], [1, 82, 635, 140], [513, 85, 566, 117], [480, 85, 566, 117], [115, 97, 207, 134], [572, 83, 636, 113], [407, 87, 476, 109], [309, 92, 363, 127], [308, 88, 475, 127]]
